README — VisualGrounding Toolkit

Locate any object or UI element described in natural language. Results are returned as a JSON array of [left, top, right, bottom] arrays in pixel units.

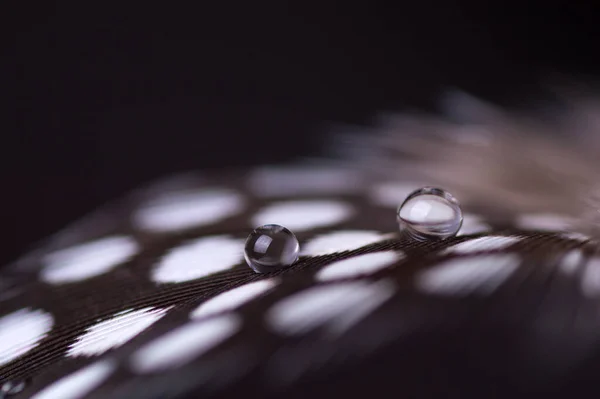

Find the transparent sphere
[[397, 187, 463, 241], [244, 224, 300, 273]]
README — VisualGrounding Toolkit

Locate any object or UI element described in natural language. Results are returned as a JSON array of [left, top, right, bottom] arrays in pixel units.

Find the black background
[[5, 2, 600, 265]]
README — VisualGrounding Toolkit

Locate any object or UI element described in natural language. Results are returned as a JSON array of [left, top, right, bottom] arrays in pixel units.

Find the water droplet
[[1, 379, 27, 396], [397, 187, 463, 241], [244, 224, 300, 273]]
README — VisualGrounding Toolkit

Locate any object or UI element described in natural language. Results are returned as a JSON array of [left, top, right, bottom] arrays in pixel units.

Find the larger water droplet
[[397, 187, 463, 241], [244, 224, 300, 273]]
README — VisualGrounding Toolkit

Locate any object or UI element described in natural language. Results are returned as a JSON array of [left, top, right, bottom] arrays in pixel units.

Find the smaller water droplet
[[1, 379, 27, 397], [397, 187, 463, 241], [244, 224, 300, 273]]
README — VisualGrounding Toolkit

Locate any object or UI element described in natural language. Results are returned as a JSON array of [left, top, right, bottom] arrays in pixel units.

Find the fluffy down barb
[[327, 88, 600, 237]]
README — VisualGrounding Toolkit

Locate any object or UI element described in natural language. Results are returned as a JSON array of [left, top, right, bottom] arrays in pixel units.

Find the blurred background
[[5, 2, 600, 266]]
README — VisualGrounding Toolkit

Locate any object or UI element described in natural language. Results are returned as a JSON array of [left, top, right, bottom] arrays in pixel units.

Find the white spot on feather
[[31, 360, 115, 399], [67, 307, 170, 357], [130, 314, 241, 373], [190, 279, 277, 320], [41, 236, 139, 284], [442, 236, 521, 255], [266, 280, 395, 336], [252, 200, 354, 232], [134, 189, 244, 232], [301, 230, 389, 256], [316, 251, 403, 281], [0, 308, 54, 366], [416, 254, 520, 296], [152, 236, 244, 284]]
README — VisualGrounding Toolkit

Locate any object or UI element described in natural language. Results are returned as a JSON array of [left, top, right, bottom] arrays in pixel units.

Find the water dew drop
[[397, 187, 463, 241], [244, 224, 299, 273]]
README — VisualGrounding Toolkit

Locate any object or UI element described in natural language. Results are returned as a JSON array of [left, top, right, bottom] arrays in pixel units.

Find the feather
[[328, 86, 600, 237]]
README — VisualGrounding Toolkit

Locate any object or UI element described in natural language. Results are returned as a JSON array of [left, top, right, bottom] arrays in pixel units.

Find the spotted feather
[[1, 90, 600, 398]]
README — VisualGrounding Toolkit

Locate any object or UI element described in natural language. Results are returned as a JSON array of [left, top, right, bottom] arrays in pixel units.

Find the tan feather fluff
[[329, 88, 600, 237]]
